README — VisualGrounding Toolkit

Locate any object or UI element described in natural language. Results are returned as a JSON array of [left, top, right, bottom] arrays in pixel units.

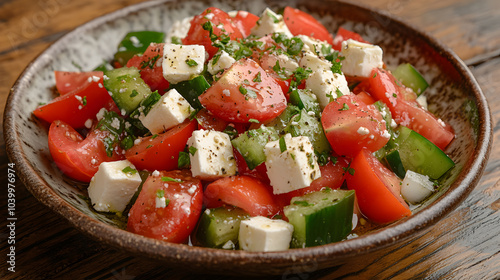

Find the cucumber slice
[[265, 105, 300, 133], [171, 75, 211, 110], [284, 109, 331, 154], [104, 67, 152, 115], [383, 149, 406, 179], [396, 126, 455, 179], [289, 89, 321, 118], [392, 63, 429, 96], [195, 207, 250, 249], [114, 31, 165, 66], [231, 126, 279, 170], [284, 189, 355, 248]]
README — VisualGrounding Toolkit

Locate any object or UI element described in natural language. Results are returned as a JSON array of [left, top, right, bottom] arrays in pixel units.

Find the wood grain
[[1, 0, 499, 279]]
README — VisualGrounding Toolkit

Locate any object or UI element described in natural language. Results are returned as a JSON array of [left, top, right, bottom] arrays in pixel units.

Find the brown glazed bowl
[[3, 0, 492, 276]]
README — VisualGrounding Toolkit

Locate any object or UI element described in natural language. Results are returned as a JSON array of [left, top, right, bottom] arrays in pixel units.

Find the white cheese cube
[[207, 50, 236, 75], [139, 88, 193, 134], [251, 8, 293, 38], [300, 52, 350, 108], [401, 170, 435, 204], [88, 160, 142, 213], [239, 216, 293, 252], [260, 53, 299, 74], [297, 35, 330, 57], [187, 130, 237, 180], [162, 43, 206, 84], [340, 39, 384, 77], [416, 94, 428, 110], [264, 134, 321, 194]]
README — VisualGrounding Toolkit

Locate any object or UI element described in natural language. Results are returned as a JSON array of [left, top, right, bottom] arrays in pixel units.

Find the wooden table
[[1, 0, 499, 279]]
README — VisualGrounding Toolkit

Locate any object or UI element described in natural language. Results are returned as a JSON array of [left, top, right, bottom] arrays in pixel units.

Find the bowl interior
[[4, 0, 491, 275]]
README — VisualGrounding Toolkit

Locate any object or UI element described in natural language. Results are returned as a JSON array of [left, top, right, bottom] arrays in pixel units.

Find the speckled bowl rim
[[4, 0, 492, 275]]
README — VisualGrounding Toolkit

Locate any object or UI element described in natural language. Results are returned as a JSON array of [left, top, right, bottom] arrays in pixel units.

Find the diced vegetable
[[114, 31, 165, 66], [195, 207, 250, 249], [392, 63, 429, 96], [104, 67, 152, 115], [396, 126, 455, 179], [231, 126, 279, 170], [284, 189, 355, 248]]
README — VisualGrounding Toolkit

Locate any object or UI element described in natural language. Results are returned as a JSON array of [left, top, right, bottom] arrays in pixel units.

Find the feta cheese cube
[[207, 50, 236, 75], [163, 44, 206, 84], [341, 39, 384, 77], [251, 8, 293, 38], [139, 88, 193, 134], [187, 130, 237, 180], [260, 53, 299, 74], [239, 216, 293, 252], [300, 52, 350, 108], [401, 170, 435, 204], [297, 35, 330, 57], [264, 134, 321, 194], [88, 160, 142, 213]]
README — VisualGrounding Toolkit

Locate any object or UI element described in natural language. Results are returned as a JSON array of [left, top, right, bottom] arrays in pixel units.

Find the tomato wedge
[[204, 175, 280, 217], [127, 170, 203, 243], [182, 7, 243, 59], [33, 71, 113, 129], [125, 119, 197, 171], [54, 71, 104, 95], [346, 148, 411, 224], [48, 120, 124, 182], [199, 58, 287, 123], [126, 43, 170, 94], [231, 10, 259, 37], [368, 68, 454, 150], [283, 6, 334, 44], [321, 94, 390, 157]]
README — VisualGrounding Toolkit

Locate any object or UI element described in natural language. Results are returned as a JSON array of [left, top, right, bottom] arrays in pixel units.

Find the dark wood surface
[[1, 0, 499, 279]]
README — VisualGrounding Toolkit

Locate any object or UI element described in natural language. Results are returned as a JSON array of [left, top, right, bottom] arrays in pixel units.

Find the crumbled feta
[[357, 127, 370, 135]]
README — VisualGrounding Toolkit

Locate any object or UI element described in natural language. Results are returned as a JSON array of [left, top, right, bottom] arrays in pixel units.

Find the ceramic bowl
[[3, 0, 492, 276]]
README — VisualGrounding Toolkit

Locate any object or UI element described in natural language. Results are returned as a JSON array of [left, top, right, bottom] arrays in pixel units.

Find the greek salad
[[33, 6, 456, 251]]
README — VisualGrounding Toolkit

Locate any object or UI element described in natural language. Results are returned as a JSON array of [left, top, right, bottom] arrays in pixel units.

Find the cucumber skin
[[396, 126, 455, 179], [284, 189, 355, 248], [195, 207, 250, 249], [231, 126, 279, 170], [104, 67, 152, 115]]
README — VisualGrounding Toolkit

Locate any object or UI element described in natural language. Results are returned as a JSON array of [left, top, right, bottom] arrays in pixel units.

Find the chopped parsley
[[122, 166, 137, 175], [178, 151, 190, 169], [185, 58, 198, 67], [161, 176, 183, 183], [279, 136, 287, 153], [339, 103, 349, 111], [293, 200, 315, 207], [188, 146, 198, 155], [156, 189, 165, 198]]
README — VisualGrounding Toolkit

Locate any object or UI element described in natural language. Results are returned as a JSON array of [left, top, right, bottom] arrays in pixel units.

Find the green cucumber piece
[[195, 207, 250, 249], [171, 75, 211, 110], [104, 67, 152, 115], [289, 89, 321, 118], [265, 105, 300, 133], [383, 149, 406, 179], [284, 189, 355, 248], [284, 109, 331, 154], [114, 31, 165, 66], [396, 126, 454, 179], [231, 126, 279, 170], [392, 63, 429, 96]]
